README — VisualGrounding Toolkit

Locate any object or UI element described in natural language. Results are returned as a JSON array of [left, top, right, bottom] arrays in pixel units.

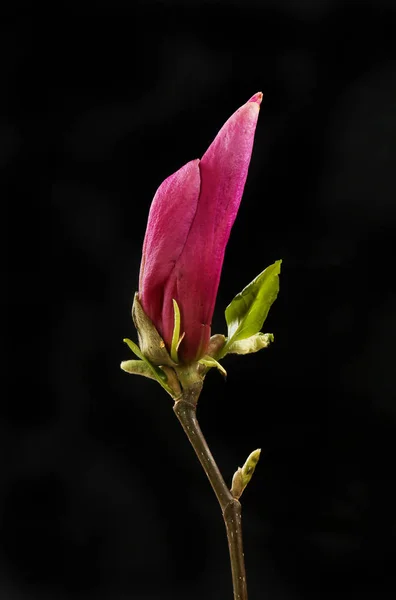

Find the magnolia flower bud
[[138, 93, 263, 363]]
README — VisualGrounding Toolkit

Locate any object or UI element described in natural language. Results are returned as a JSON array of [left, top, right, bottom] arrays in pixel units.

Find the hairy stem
[[173, 386, 248, 600]]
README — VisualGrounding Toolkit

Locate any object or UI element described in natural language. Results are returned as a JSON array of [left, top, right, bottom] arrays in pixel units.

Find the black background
[[3, 2, 396, 599]]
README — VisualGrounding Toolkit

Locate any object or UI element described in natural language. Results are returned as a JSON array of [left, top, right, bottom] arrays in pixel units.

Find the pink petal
[[163, 94, 262, 362], [139, 159, 201, 338]]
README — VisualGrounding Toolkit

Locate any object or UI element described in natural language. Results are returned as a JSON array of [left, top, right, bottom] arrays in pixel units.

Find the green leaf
[[226, 332, 274, 355], [221, 260, 281, 356], [123, 338, 174, 397]]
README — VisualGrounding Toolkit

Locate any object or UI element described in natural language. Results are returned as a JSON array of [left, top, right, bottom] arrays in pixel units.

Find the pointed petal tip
[[248, 92, 263, 106]]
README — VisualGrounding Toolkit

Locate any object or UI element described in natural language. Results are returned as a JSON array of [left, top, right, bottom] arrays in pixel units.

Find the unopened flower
[[138, 92, 262, 363]]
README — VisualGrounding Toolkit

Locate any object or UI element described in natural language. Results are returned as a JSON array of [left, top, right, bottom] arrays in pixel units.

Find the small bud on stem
[[231, 448, 261, 499]]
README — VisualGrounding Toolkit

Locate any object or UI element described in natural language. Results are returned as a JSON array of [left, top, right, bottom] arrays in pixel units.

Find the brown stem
[[223, 499, 247, 600], [173, 387, 248, 600]]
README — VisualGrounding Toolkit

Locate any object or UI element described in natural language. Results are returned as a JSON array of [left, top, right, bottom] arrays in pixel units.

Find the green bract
[[122, 338, 174, 397], [198, 355, 227, 378]]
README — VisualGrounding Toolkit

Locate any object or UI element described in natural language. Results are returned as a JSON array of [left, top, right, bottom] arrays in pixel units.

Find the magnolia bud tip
[[249, 92, 263, 106]]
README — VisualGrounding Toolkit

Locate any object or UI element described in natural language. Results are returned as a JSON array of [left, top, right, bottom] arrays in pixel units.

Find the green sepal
[[123, 338, 175, 397], [226, 332, 274, 355], [170, 299, 182, 364], [221, 260, 281, 357], [198, 355, 227, 378], [132, 294, 176, 367]]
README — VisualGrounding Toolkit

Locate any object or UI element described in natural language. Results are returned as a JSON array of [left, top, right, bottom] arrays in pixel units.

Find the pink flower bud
[[139, 92, 262, 363]]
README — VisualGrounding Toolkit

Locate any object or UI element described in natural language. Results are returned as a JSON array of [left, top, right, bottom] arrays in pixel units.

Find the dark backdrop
[[3, 2, 396, 599]]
